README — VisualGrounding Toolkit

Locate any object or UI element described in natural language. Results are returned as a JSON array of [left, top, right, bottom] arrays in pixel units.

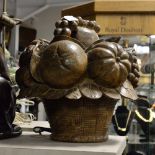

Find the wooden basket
[[43, 96, 117, 143]]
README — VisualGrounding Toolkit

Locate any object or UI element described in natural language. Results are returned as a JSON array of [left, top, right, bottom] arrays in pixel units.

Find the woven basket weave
[[43, 95, 117, 143]]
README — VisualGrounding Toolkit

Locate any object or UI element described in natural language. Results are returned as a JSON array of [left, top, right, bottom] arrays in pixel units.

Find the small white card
[[63, 16, 78, 21]]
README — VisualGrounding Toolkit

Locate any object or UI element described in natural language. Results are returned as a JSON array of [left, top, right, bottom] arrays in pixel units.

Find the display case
[[62, 1, 155, 154]]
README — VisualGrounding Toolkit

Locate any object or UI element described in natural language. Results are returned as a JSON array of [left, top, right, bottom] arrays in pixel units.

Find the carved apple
[[38, 36, 87, 89]]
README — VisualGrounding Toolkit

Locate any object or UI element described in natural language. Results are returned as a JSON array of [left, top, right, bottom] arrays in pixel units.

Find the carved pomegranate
[[87, 40, 131, 88]]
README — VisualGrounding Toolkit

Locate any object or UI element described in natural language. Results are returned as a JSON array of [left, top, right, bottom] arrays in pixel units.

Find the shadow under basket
[[43, 96, 117, 143]]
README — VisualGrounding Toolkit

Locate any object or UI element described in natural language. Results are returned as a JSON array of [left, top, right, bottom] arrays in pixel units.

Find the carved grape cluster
[[54, 19, 75, 36], [127, 49, 140, 88], [54, 16, 100, 37], [77, 17, 100, 33]]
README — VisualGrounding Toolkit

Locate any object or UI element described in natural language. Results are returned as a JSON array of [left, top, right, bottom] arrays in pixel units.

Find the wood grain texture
[[94, 0, 155, 13], [96, 14, 155, 35], [62, 0, 155, 35], [62, 2, 94, 17], [62, 0, 155, 17]]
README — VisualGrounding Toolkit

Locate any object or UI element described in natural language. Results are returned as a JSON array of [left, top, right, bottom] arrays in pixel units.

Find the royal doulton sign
[[104, 27, 143, 34], [104, 16, 143, 34], [96, 14, 155, 35], [62, 0, 155, 35]]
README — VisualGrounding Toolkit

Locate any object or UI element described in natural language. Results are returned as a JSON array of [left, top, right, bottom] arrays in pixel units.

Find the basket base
[[44, 97, 116, 143]]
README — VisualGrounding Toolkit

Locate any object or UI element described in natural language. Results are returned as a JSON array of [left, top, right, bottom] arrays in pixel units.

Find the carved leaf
[[120, 79, 138, 100], [18, 83, 69, 100], [101, 87, 121, 100], [65, 88, 82, 99], [79, 79, 102, 99]]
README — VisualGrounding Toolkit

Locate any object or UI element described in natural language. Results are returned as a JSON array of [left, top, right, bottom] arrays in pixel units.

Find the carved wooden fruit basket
[[16, 16, 139, 143]]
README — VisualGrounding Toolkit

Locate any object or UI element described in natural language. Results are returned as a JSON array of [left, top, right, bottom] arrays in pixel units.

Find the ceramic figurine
[[0, 48, 22, 139], [0, 7, 22, 139]]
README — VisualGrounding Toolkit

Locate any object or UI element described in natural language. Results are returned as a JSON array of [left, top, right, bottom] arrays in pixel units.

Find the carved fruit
[[38, 36, 87, 89], [87, 40, 131, 88], [127, 50, 140, 88], [16, 67, 36, 88], [18, 50, 32, 68], [75, 17, 100, 48], [54, 16, 100, 49], [30, 40, 49, 83]]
